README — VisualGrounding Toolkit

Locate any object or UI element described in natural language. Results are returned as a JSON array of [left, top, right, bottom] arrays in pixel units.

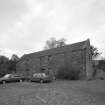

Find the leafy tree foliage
[[0, 56, 9, 63], [44, 37, 66, 50], [11, 54, 19, 61], [90, 45, 101, 59], [97, 60, 105, 71], [0, 54, 20, 77], [0, 56, 9, 76]]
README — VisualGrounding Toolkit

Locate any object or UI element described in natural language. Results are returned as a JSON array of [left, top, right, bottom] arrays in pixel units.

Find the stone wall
[[16, 39, 92, 79]]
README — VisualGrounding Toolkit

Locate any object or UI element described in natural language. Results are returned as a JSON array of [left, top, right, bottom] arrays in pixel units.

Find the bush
[[98, 60, 105, 71], [57, 66, 80, 80]]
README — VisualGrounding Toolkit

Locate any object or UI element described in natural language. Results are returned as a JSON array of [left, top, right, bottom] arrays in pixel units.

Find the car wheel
[[2, 81, 6, 84]]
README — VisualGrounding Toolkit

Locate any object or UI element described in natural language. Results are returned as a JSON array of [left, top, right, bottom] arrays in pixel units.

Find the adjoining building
[[16, 39, 93, 80]]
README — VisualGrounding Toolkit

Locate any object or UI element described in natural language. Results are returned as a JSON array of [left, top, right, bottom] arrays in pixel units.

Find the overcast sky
[[0, 0, 105, 58]]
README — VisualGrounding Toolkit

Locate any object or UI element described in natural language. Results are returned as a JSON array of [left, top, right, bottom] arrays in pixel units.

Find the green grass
[[0, 80, 105, 105]]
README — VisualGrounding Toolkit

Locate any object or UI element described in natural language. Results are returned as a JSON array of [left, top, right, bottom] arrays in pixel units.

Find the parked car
[[0, 74, 25, 84], [30, 73, 54, 83]]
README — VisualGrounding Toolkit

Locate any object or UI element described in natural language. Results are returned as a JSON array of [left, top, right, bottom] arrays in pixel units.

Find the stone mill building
[[16, 39, 93, 79]]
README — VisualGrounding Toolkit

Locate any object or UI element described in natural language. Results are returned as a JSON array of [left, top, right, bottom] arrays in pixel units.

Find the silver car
[[0, 74, 23, 84]]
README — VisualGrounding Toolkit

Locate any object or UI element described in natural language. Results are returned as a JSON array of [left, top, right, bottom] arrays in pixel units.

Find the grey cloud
[[0, 0, 105, 56], [0, 0, 28, 33]]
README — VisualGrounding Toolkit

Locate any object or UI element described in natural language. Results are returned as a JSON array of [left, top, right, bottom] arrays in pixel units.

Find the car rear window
[[33, 73, 47, 77]]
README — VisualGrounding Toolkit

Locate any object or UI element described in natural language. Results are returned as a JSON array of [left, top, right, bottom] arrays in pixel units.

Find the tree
[[98, 60, 105, 71], [56, 38, 66, 47], [0, 56, 9, 64], [0, 55, 20, 77], [0, 56, 9, 77], [44, 37, 66, 50], [10, 54, 19, 61], [90, 45, 101, 59], [9, 54, 20, 73]]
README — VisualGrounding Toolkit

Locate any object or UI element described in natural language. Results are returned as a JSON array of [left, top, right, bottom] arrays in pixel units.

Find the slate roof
[[21, 39, 89, 59]]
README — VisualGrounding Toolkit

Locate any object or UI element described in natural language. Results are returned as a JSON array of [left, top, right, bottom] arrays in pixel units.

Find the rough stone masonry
[[16, 39, 93, 80]]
